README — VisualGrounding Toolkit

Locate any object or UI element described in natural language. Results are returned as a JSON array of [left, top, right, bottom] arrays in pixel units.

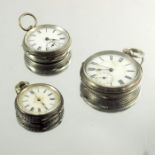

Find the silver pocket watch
[[15, 81, 64, 132], [19, 13, 71, 75], [80, 48, 144, 112]]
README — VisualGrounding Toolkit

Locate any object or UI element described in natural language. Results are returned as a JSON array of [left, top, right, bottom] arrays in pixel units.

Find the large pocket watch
[[15, 81, 64, 132], [18, 13, 71, 75], [80, 48, 144, 112]]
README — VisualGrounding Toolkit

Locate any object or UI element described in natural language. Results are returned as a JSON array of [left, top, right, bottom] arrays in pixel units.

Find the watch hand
[[96, 67, 114, 74], [41, 102, 48, 110], [34, 94, 39, 99], [48, 38, 58, 42], [96, 68, 110, 71], [46, 40, 56, 47], [110, 76, 114, 86], [100, 65, 110, 68], [94, 64, 111, 69]]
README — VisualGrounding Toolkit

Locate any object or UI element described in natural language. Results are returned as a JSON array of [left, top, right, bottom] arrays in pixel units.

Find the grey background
[[0, 0, 155, 155]]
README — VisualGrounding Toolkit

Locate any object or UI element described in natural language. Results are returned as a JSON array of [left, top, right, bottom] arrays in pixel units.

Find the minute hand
[[41, 102, 48, 110], [97, 64, 110, 69], [49, 38, 58, 41]]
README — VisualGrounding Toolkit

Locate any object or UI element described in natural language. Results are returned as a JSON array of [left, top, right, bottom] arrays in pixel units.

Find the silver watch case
[[80, 50, 143, 112], [22, 25, 71, 75], [15, 82, 64, 132]]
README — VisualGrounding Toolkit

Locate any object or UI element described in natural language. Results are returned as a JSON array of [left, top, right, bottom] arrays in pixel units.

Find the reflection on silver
[[80, 83, 140, 112], [24, 51, 71, 75]]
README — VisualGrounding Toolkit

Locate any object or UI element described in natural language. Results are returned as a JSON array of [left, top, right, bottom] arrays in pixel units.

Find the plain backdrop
[[0, 0, 155, 155]]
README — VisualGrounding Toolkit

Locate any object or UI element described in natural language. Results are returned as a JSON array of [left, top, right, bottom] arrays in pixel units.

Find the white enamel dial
[[17, 84, 62, 115], [85, 51, 138, 87], [25, 25, 69, 52]]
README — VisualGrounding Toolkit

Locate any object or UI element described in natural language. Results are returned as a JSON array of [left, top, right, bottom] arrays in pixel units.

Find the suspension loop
[[123, 48, 144, 65], [15, 81, 30, 94], [19, 13, 38, 31]]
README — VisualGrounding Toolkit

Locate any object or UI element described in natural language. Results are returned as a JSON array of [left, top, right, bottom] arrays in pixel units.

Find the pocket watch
[[18, 13, 71, 75], [80, 48, 144, 112], [15, 81, 64, 132]]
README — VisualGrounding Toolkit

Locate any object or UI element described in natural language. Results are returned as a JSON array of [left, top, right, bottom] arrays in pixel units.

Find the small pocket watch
[[19, 13, 71, 75], [80, 48, 144, 112], [15, 81, 64, 132]]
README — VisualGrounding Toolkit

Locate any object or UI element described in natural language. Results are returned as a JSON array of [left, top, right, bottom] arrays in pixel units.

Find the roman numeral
[[50, 98, 55, 100], [88, 68, 96, 71], [126, 70, 135, 72], [90, 61, 98, 65], [119, 57, 124, 62], [30, 90, 35, 94], [31, 43, 36, 47], [90, 74, 97, 78], [48, 93, 52, 96], [118, 79, 124, 85], [57, 33, 62, 35], [25, 104, 30, 108], [99, 57, 104, 61], [110, 55, 113, 61], [38, 108, 41, 112], [125, 75, 132, 80], [30, 107, 34, 111], [43, 89, 47, 93]]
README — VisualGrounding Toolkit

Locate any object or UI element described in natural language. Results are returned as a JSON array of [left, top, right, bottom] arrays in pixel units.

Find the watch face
[[16, 84, 62, 115], [25, 25, 70, 52], [84, 51, 140, 88]]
